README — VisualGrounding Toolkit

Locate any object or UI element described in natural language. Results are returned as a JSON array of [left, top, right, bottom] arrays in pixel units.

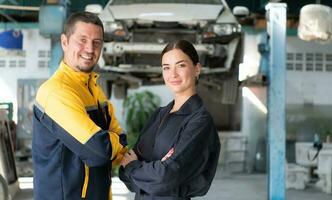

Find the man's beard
[[78, 65, 94, 73]]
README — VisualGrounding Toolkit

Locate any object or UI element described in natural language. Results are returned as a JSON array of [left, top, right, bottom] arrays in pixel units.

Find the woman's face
[[162, 49, 200, 95]]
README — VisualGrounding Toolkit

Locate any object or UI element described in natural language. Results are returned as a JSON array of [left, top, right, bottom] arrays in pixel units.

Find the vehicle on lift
[[98, 0, 244, 130]]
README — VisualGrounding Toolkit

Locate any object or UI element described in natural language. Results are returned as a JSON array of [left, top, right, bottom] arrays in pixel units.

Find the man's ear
[[60, 34, 67, 50]]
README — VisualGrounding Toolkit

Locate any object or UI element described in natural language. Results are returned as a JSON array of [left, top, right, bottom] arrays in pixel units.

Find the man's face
[[61, 21, 103, 73]]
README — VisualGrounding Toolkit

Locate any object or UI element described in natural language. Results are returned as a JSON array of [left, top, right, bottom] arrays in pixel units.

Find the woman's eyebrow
[[175, 60, 186, 64], [162, 60, 188, 66]]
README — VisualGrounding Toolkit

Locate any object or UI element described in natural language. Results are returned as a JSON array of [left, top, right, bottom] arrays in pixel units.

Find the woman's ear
[[195, 63, 202, 77]]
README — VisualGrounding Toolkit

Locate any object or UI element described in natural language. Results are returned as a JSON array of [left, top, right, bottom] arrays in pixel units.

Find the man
[[32, 12, 127, 200]]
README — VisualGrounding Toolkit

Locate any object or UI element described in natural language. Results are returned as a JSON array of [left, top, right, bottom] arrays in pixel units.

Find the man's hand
[[112, 146, 128, 166], [120, 149, 138, 167]]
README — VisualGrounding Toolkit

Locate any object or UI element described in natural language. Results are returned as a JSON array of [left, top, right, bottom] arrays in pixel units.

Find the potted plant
[[122, 90, 161, 148]]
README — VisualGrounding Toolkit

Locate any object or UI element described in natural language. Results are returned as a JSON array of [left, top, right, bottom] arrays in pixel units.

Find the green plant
[[123, 90, 161, 148]]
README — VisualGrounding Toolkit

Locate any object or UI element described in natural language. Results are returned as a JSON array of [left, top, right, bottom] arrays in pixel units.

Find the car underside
[[97, 0, 243, 130]]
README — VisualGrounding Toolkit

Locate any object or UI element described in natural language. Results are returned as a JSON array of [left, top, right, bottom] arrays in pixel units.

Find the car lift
[[261, 3, 287, 200]]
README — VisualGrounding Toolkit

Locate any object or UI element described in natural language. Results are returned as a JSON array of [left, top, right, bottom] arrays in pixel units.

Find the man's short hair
[[64, 11, 104, 38]]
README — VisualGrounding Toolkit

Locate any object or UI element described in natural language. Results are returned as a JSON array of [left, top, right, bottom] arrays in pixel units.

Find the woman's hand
[[120, 149, 138, 167]]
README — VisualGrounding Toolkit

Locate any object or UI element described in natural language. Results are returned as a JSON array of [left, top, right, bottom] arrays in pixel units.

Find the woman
[[119, 40, 221, 200]]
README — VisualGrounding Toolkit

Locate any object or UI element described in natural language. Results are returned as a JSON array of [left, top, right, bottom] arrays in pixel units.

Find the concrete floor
[[12, 169, 332, 200]]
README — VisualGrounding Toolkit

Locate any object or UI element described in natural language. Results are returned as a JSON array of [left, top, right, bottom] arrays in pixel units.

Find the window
[[18, 60, 25, 68], [305, 53, 313, 62], [286, 63, 294, 70], [287, 53, 293, 61], [315, 53, 323, 61], [295, 63, 303, 71], [326, 54, 332, 62], [38, 50, 48, 58], [0, 60, 5, 68], [38, 50, 50, 68], [326, 64, 332, 72], [288, 52, 332, 72], [9, 60, 16, 68], [315, 63, 323, 71], [295, 53, 303, 61], [306, 63, 313, 71], [38, 60, 48, 68]]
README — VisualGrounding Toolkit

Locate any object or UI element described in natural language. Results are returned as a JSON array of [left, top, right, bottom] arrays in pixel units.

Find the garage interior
[[1, 0, 332, 200]]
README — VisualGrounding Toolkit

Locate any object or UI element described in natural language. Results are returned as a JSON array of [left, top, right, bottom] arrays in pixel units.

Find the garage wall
[[0, 28, 50, 122], [240, 32, 332, 172]]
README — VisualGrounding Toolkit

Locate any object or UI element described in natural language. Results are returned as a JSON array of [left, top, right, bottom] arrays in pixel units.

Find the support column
[[265, 3, 287, 200]]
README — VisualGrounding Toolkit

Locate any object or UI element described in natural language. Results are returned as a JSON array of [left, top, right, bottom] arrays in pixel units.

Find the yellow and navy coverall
[[32, 61, 127, 200]]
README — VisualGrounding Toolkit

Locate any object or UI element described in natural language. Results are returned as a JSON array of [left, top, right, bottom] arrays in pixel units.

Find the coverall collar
[[166, 94, 203, 115], [59, 61, 99, 84]]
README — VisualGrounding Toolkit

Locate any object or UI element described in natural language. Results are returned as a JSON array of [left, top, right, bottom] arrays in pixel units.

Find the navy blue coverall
[[119, 94, 221, 200]]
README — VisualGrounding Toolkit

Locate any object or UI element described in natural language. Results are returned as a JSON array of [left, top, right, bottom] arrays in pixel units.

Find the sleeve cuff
[[124, 160, 141, 176]]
